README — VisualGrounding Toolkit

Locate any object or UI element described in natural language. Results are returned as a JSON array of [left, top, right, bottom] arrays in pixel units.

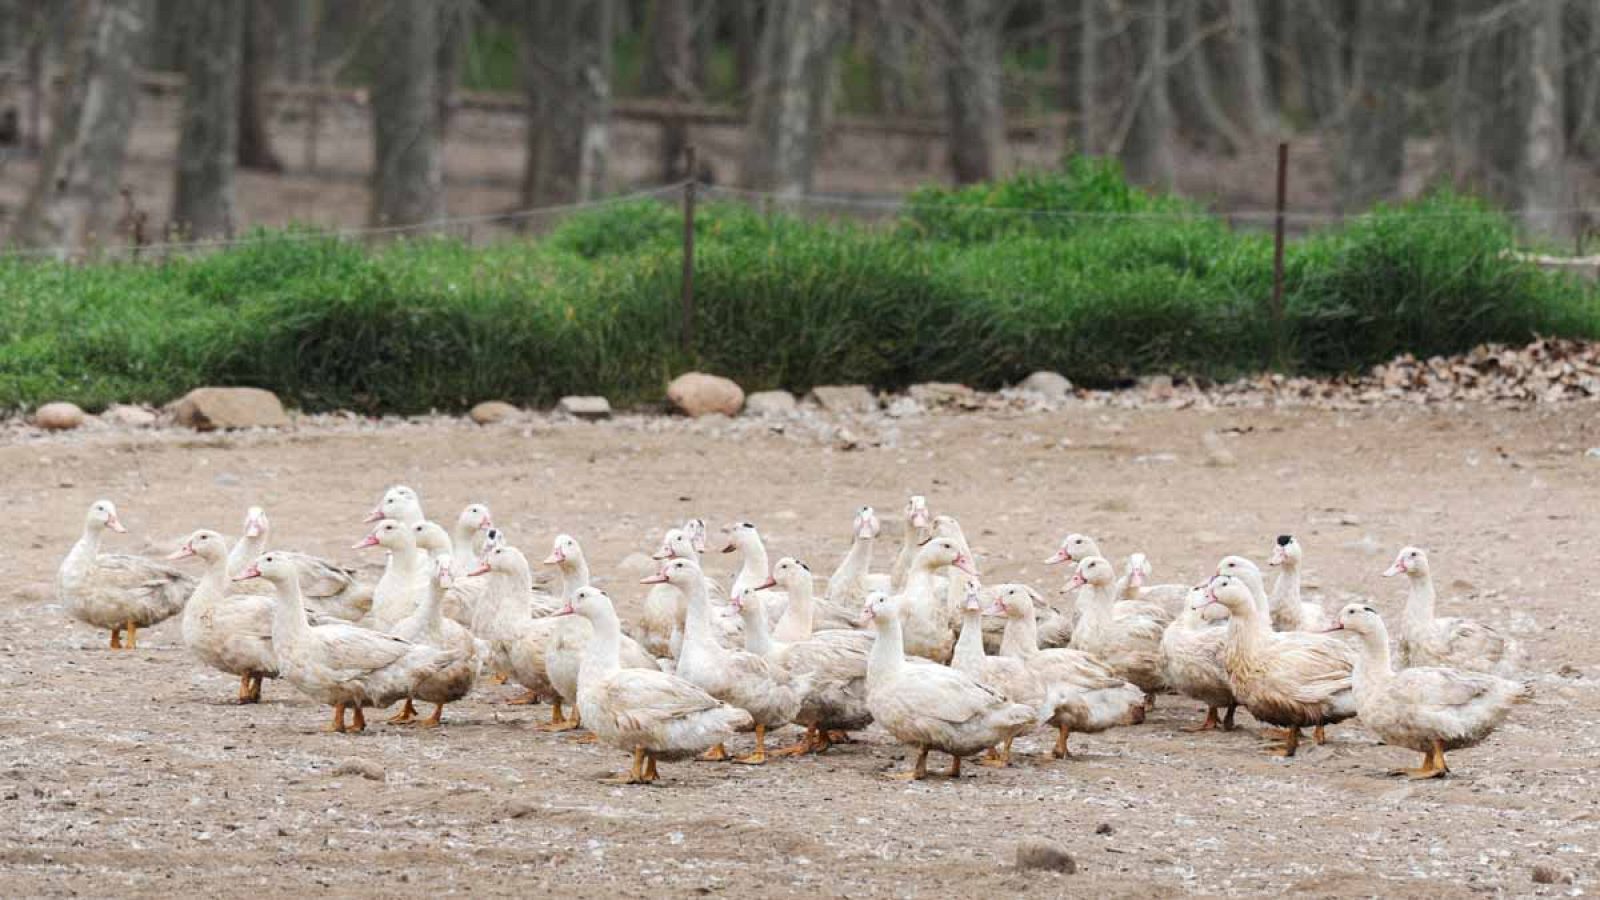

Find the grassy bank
[[2, 160, 1594, 413]]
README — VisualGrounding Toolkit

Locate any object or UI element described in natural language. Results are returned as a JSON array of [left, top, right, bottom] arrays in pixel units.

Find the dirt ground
[[1, 402, 1597, 897]]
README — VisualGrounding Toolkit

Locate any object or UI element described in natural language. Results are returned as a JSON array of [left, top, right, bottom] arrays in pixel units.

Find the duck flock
[[56, 489, 1530, 785]]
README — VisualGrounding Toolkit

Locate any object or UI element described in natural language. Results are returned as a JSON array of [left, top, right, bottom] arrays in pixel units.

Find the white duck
[[364, 485, 424, 526], [826, 506, 889, 608], [1046, 533, 1170, 625], [226, 506, 372, 622], [565, 586, 752, 784], [1266, 535, 1331, 632], [387, 560, 481, 727], [470, 544, 564, 709], [861, 591, 1035, 780], [985, 583, 1147, 757], [739, 556, 875, 754], [950, 583, 1043, 765], [890, 495, 932, 592], [58, 500, 193, 649], [1117, 553, 1189, 620], [1160, 586, 1238, 732], [448, 503, 494, 572], [1067, 556, 1168, 706], [896, 537, 976, 663], [1328, 603, 1529, 778], [543, 534, 660, 733], [1202, 573, 1357, 757], [643, 525, 737, 655], [355, 519, 430, 630], [411, 521, 484, 626], [172, 529, 279, 703], [1385, 547, 1519, 675], [237, 552, 463, 733], [1216, 555, 1275, 620], [721, 521, 788, 622], [651, 558, 805, 764]]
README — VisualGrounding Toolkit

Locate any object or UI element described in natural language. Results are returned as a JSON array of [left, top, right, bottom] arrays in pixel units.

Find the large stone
[[101, 404, 157, 428], [169, 387, 290, 431], [1015, 840, 1077, 874], [807, 384, 878, 414], [1017, 370, 1073, 400], [33, 402, 85, 431], [666, 372, 744, 417], [907, 382, 976, 408], [557, 395, 612, 420], [469, 401, 520, 425], [743, 390, 797, 417]]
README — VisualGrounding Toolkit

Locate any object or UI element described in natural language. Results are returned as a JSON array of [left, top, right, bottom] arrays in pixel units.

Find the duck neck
[[736, 538, 769, 589], [953, 608, 985, 667], [579, 607, 623, 685], [488, 569, 533, 635], [903, 562, 937, 611], [1270, 561, 1300, 611], [1078, 579, 1117, 630], [450, 523, 479, 567], [194, 552, 230, 605], [228, 531, 265, 577], [1000, 609, 1039, 657], [65, 523, 103, 573], [1402, 572, 1436, 630], [1353, 627, 1395, 695], [559, 555, 591, 602], [416, 581, 447, 644], [740, 601, 778, 657], [678, 574, 716, 649], [270, 575, 311, 647], [867, 616, 906, 686], [1225, 600, 1271, 651], [385, 538, 422, 582], [892, 527, 927, 590], [773, 573, 814, 642], [831, 534, 874, 592]]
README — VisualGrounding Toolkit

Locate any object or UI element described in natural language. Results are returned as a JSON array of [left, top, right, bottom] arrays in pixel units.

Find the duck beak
[[556, 602, 575, 617], [1129, 570, 1146, 587], [479, 517, 493, 531], [542, 549, 564, 565], [650, 548, 674, 560], [1382, 561, 1405, 577], [1318, 623, 1345, 633], [105, 513, 127, 534], [752, 576, 777, 591], [1066, 573, 1087, 591], [1043, 548, 1069, 565], [244, 517, 264, 539], [351, 533, 380, 550], [1268, 547, 1285, 566], [166, 543, 196, 561], [981, 602, 1006, 616], [466, 561, 491, 577], [952, 555, 979, 577], [362, 507, 383, 524], [640, 573, 669, 585], [232, 563, 262, 582]]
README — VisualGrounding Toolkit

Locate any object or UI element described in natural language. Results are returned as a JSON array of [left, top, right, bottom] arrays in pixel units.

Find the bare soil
[[1, 403, 1597, 897]]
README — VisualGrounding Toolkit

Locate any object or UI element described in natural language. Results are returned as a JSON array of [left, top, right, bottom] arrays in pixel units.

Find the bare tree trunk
[[171, 0, 241, 238], [644, 0, 696, 180], [237, 0, 283, 172], [740, 0, 845, 196], [1119, 0, 1175, 188], [519, 0, 613, 206], [1211, 0, 1274, 136], [871, 0, 914, 116], [22, 0, 47, 157], [731, 0, 759, 98], [1077, 0, 1105, 153], [1520, 1, 1565, 240], [942, 0, 1011, 184], [1169, 0, 1245, 153], [13, 0, 147, 252], [1289, 0, 1347, 129], [434, 0, 466, 140], [369, 0, 442, 226], [276, 0, 315, 84], [1337, 0, 1427, 212]]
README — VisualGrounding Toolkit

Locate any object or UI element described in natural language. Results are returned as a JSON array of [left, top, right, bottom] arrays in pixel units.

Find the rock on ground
[[169, 388, 290, 431], [470, 401, 520, 425], [743, 390, 797, 417], [101, 404, 157, 427], [1017, 371, 1073, 400], [33, 402, 85, 431], [332, 758, 386, 782], [667, 372, 744, 417], [908, 382, 976, 409], [557, 396, 612, 420], [807, 384, 878, 414], [1015, 840, 1077, 874]]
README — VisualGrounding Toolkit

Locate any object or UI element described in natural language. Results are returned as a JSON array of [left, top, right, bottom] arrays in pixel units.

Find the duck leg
[[770, 725, 820, 757], [698, 742, 730, 762], [885, 746, 930, 781], [1222, 704, 1237, 731], [979, 736, 1014, 768], [350, 706, 367, 733], [568, 711, 598, 743], [1393, 741, 1449, 779], [1143, 691, 1157, 711], [643, 753, 659, 782], [237, 675, 253, 704], [538, 699, 579, 731], [124, 621, 139, 650], [1313, 723, 1328, 745], [1265, 727, 1301, 757], [508, 688, 542, 707], [946, 755, 963, 778], [734, 725, 769, 765], [1052, 724, 1073, 759], [249, 676, 264, 703], [825, 730, 856, 744], [1182, 707, 1221, 733], [108, 627, 123, 650], [604, 747, 649, 785], [418, 703, 446, 728], [325, 703, 348, 733], [387, 698, 418, 725], [1431, 740, 1450, 775], [489, 672, 509, 685]]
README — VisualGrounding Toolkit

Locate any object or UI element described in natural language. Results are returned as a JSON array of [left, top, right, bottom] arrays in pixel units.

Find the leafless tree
[[1337, 0, 1428, 211], [237, 0, 283, 172], [740, 0, 846, 196], [519, 0, 614, 206], [171, 0, 242, 239], [369, 0, 443, 226]]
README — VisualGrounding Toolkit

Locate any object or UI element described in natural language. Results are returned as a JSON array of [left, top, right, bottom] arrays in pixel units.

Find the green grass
[[2, 161, 1594, 414]]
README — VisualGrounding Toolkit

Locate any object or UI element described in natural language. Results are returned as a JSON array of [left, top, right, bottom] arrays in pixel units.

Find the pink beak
[[1129, 571, 1146, 588], [479, 517, 493, 531], [352, 534, 380, 550], [651, 547, 675, 560], [1383, 561, 1406, 577], [1066, 573, 1087, 591], [542, 549, 564, 565], [362, 507, 383, 523], [556, 601, 575, 616], [1268, 547, 1285, 566], [166, 543, 195, 561], [1043, 548, 1069, 565], [641, 573, 669, 585], [1318, 623, 1345, 633], [466, 561, 491, 577], [106, 514, 127, 534], [232, 563, 262, 582], [981, 602, 1006, 616], [752, 576, 777, 591], [952, 554, 979, 577], [244, 520, 264, 539]]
